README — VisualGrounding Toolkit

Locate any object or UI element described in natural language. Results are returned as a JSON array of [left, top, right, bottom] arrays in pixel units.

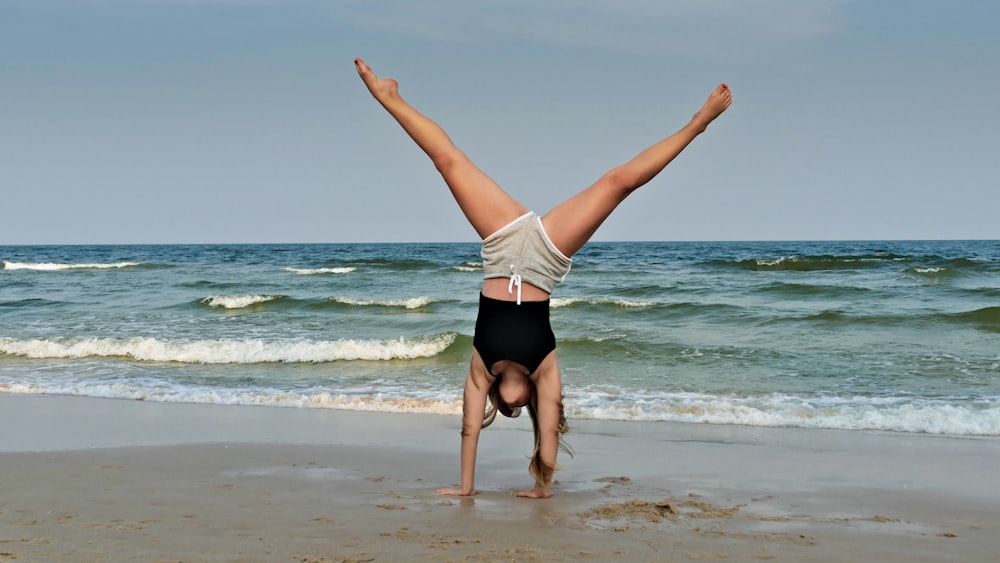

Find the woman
[[355, 58, 731, 498]]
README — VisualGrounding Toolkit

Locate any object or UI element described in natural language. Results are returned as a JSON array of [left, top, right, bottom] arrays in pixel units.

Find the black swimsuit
[[473, 293, 555, 375]]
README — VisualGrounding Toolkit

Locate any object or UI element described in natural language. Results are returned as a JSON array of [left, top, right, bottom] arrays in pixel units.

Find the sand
[[1, 394, 998, 562]]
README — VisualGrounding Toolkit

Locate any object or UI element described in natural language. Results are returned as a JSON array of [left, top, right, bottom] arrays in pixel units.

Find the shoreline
[[2, 394, 998, 561]]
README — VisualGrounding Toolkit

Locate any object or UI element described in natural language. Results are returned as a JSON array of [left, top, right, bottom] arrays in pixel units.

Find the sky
[[2, 0, 998, 244]]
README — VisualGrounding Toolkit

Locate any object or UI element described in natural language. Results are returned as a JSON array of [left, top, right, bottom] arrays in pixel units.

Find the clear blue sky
[[3, 0, 998, 244]]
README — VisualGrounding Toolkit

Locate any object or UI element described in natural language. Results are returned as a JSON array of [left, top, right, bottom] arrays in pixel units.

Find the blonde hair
[[481, 377, 574, 486]]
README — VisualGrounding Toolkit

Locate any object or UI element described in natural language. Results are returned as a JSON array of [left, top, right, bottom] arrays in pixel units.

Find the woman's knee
[[431, 148, 469, 175], [602, 167, 642, 198]]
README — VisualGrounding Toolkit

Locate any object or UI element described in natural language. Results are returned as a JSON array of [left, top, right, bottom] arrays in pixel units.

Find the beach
[[2, 394, 997, 562]]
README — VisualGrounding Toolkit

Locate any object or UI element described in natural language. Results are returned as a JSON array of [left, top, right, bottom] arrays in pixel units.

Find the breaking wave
[[0, 334, 457, 363]]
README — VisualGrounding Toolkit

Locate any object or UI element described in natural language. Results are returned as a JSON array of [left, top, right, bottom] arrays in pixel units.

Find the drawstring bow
[[507, 265, 522, 305]]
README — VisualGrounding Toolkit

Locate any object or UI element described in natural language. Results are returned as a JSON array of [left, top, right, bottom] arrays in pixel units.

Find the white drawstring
[[507, 265, 522, 305]]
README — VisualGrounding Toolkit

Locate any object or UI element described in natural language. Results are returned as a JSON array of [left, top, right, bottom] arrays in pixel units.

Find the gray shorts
[[481, 212, 572, 300]]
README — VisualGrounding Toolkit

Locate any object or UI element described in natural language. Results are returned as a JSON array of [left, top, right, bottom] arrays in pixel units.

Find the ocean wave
[[177, 280, 243, 290], [761, 306, 1000, 331], [0, 382, 465, 415], [576, 333, 629, 343], [283, 267, 356, 275], [900, 266, 963, 280], [704, 254, 905, 272], [551, 297, 655, 309], [957, 287, 1000, 298], [0, 298, 65, 309], [559, 336, 632, 355], [903, 256, 998, 275], [2, 380, 996, 436], [942, 306, 1000, 330], [340, 258, 442, 270], [704, 253, 997, 274], [567, 389, 1000, 436], [330, 296, 441, 310], [450, 261, 482, 273], [554, 300, 755, 325], [938, 256, 996, 270], [757, 282, 872, 298], [0, 334, 457, 364], [608, 285, 673, 298], [200, 295, 283, 309], [2, 261, 142, 271]]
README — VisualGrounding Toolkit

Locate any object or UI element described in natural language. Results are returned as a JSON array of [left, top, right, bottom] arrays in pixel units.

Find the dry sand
[[1, 394, 998, 562]]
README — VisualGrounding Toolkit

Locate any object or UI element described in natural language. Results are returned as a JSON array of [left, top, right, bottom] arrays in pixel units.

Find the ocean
[[1, 241, 998, 436]]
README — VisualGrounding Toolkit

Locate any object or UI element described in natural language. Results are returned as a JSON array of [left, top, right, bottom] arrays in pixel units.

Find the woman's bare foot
[[513, 485, 552, 499], [436, 486, 477, 497], [690, 83, 733, 132], [354, 58, 400, 103]]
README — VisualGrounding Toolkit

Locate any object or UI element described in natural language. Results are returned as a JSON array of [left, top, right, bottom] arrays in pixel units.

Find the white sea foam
[[0, 381, 464, 415], [451, 261, 482, 272], [1, 379, 997, 435], [331, 296, 436, 309], [584, 334, 628, 343], [2, 261, 141, 271], [551, 297, 654, 308], [283, 267, 356, 275], [0, 334, 456, 363], [566, 389, 1000, 436], [201, 295, 279, 309]]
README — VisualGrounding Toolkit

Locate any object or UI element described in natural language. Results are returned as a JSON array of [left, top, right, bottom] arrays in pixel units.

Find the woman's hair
[[481, 377, 574, 485]]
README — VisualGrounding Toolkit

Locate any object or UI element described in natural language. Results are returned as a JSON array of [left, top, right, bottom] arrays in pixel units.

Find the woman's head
[[497, 369, 531, 408], [481, 363, 531, 420], [480, 367, 574, 487], [485, 372, 527, 421]]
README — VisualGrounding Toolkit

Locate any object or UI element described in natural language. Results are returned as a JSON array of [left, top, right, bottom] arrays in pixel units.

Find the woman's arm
[[436, 368, 490, 496], [514, 362, 564, 498]]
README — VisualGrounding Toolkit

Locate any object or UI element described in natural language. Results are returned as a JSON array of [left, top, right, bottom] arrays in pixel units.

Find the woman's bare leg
[[355, 59, 527, 239], [542, 84, 733, 257]]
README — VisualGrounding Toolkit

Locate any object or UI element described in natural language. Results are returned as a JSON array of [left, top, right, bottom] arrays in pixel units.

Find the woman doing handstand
[[355, 58, 731, 498]]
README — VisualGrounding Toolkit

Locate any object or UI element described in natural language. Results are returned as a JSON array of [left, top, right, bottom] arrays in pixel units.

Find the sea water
[[2, 241, 998, 435]]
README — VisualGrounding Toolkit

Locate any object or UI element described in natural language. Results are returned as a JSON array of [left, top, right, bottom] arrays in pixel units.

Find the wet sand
[[1, 394, 997, 562]]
